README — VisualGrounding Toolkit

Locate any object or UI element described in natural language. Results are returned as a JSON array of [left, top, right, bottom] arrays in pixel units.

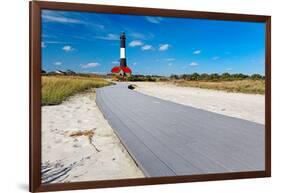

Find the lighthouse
[[120, 32, 126, 67], [111, 32, 132, 77]]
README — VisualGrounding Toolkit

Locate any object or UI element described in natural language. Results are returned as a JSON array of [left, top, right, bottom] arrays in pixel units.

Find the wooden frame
[[30, 1, 271, 192]]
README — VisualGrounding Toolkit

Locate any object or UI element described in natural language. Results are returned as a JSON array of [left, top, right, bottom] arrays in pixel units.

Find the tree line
[[170, 73, 265, 81]]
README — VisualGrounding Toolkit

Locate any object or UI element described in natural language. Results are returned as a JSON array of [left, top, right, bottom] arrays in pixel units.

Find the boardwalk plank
[[108, 90, 264, 171], [96, 83, 265, 176], [96, 89, 176, 177]]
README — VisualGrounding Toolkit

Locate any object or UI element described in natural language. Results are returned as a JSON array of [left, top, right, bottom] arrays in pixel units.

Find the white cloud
[[142, 45, 153, 51], [42, 34, 57, 38], [168, 63, 173, 66], [41, 10, 104, 31], [112, 61, 119, 64], [133, 62, 137, 66], [159, 44, 170, 51], [146, 16, 163, 24], [41, 42, 46, 48], [96, 33, 119, 41], [129, 32, 154, 40], [90, 71, 107, 75], [212, 56, 220, 60], [129, 40, 143, 47], [81, 62, 100, 69], [129, 32, 145, 39], [226, 67, 233, 71], [189, 62, 198, 66], [193, 50, 201, 55], [45, 41, 69, 44], [165, 58, 175, 61], [54, 61, 62, 65], [90, 24, 105, 31], [62, 45, 74, 52], [42, 15, 85, 24]]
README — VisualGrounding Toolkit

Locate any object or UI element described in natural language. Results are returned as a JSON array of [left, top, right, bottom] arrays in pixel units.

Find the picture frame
[[30, 1, 271, 192]]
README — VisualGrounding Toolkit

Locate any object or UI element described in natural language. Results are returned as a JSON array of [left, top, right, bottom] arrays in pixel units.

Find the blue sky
[[41, 10, 265, 76]]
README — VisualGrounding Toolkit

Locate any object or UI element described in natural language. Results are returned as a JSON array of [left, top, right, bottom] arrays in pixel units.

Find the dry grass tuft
[[69, 130, 95, 138], [69, 129, 100, 152]]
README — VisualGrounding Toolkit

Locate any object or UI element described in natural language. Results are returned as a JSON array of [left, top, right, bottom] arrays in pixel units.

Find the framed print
[[30, 1, 271, 192]]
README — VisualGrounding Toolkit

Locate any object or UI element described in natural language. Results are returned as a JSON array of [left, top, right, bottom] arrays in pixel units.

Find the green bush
[[170, 73, 263, 81]]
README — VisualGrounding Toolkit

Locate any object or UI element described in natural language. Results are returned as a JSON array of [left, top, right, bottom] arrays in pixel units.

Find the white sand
[[41, 90, 144, 184], [132, 82, 265, 124]]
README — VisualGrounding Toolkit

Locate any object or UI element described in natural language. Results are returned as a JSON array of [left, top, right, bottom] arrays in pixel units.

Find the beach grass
[[42, 75, 111, 105], [173, 79, 265, 94]]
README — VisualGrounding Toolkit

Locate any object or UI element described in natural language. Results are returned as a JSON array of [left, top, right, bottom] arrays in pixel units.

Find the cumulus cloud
[[129, 32, 154, 40], [41, 42, 46, 48], [165, 58, 175, 61], [226, 67, 233, 71], [159, 44, 170, 51], [44, 41, 69, 44], [112, 61, 119, 64], [89, 71, 107, 75], [81, 62, 100, 69], [96, 33, 119, 41], [146, 16, 163, 24], [54, 61, 62, 65], [62, 45, 74, 52], [193, 50, 201, 55], [142, 45, 153, 51], [189, 62, 198, 66], [212, 56, 220, 60], [129, 40, 143, 47]]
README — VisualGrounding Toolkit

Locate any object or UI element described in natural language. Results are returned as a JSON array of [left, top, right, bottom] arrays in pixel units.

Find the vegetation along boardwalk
[[96, 83, 265, 177]]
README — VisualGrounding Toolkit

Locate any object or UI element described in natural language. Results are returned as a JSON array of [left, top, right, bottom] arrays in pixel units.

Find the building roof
[[111, 66, 132, 74]]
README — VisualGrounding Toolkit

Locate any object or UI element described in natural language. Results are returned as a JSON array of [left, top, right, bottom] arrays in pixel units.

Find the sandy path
[[132, 82, 264, 124], [41, 90, 144, 184]]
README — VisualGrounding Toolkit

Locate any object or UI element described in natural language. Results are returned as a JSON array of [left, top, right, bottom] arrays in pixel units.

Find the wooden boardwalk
[[96, 83, 265, 177]]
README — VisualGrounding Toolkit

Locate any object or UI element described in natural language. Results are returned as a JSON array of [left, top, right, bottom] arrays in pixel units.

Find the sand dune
[[41, 90, 144, 183], [132, 82, 265, 124]]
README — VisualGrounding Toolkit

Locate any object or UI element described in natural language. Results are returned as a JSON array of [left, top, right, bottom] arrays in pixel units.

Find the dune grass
[[42, 75, 111, 105], [173, 79, 265, 94]]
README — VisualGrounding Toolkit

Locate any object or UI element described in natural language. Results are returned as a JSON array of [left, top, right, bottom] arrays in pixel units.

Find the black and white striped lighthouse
[[120, 32, 127, 67], [111, 32, 132, 76]]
